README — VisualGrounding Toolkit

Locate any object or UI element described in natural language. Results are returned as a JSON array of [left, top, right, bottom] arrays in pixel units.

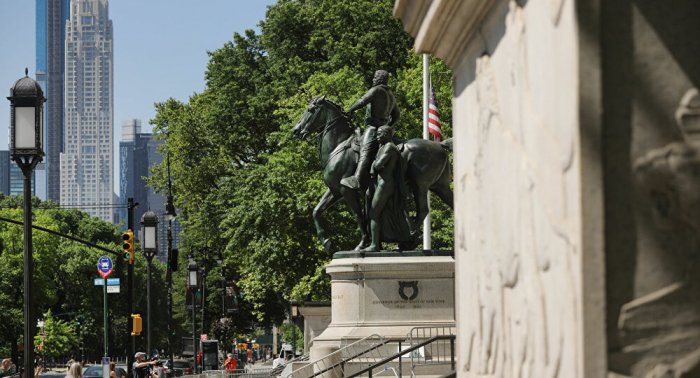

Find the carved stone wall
[[603, 1, 700, 376], [396, 0, 700, 376], [395, 0, 606, 377], [453, 1, 586, 377]]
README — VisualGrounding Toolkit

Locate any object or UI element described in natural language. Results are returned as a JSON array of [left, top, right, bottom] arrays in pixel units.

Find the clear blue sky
[[0, 0, 276, 186]]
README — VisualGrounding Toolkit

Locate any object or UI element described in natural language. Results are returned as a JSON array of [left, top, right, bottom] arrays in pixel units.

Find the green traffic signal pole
[[104, 272, 108, 357]]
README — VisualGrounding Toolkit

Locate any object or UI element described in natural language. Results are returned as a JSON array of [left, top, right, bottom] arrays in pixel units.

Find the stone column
[[298, 302, 332, 354]]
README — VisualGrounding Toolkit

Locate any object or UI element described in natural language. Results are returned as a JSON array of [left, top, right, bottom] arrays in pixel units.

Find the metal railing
[[345, 335, 455, 378], [436, 371, 456, 378], [407, 326, 456, 378], [268, 353, 310, 378], [189, 371, 269, 378], [288, 334, 397, 378]]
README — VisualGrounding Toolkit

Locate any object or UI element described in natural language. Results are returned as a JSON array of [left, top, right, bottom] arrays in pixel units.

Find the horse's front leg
[[314, 188, 342, 254], [340, 186, 370, 250]]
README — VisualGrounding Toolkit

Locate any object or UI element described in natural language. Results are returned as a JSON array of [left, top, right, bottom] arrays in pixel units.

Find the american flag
[[428, 77, 443, 142]]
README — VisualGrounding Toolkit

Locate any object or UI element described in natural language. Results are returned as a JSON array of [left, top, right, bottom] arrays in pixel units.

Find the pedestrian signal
[[123, 230, 134, 263], [131, 314, 142, 336]]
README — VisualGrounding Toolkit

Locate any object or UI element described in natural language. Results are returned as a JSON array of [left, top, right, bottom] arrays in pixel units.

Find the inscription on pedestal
[[372, 298, 447, 309]]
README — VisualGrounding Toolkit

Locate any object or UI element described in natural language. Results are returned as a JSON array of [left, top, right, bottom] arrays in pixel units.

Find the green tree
[[148, 0, 454, 329], [35, 310, 77, 357], [279, 323, 303, 353]]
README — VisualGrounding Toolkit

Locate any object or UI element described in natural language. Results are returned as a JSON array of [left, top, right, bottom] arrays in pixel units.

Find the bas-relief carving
[[620, 88, 700, 378], [549, 0, 565, 26], [463, 2, 578, 377]]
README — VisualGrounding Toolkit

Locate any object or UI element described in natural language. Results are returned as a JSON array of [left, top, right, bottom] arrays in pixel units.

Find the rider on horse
[[340, 70, 401, 191]]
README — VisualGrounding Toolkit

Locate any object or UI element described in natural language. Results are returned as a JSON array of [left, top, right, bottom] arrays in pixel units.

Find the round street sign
[[98, 255, 113, 279]]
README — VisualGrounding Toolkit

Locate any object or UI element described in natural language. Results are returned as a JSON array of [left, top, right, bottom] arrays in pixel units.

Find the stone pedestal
[[311, 251, 455, 359], [298, 302, 331, 354]]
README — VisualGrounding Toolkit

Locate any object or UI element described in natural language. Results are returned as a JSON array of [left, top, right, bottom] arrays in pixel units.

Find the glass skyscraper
[[119, 120, 181, 261], [0, 151, 11, 196], [36, 0, 71, 202]]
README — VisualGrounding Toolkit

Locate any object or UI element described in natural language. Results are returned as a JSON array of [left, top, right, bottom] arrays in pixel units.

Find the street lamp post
[[216, 251, 224, 317], [196, 244, 223, 373], [164, 195, 176, 378], [291, 299, 298, 359], [198, 245, 208, 375], [188, 256, 199, 373], [140, 210, 159, 359], [8, 69, 45, 378]]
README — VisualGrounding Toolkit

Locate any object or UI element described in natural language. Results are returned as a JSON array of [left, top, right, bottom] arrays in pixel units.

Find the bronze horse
[[292, 96, 453, 252]]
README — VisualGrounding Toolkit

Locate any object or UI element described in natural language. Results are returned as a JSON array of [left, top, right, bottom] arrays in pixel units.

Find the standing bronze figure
[[364, 126, 412, 252]]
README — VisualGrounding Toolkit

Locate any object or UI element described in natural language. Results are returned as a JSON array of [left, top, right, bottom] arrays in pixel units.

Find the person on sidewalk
[[132, 353, 157, 378], [64, 363, 81, 378], [0, 359, 12, 378], [224, 354, 237, 374]]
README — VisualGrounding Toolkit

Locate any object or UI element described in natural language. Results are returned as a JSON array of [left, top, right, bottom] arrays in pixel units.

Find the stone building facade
[[395, 0, 700, 377]]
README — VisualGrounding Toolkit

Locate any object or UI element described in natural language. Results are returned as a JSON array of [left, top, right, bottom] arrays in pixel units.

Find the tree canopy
[[0, 194, 176, 362], [148, 0, 455, 334]]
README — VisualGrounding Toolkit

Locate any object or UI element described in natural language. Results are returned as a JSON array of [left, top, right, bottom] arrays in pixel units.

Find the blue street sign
[[98, 256, 113, 273], [97, 255, 113, 278], [94, 278, 105, 285], [107, 278, 120, 285]]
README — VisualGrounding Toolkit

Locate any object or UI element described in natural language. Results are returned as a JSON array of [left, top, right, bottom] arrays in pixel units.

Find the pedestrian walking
[[224, 354, 236, 374], [109, 362, 124, 378], [132, 353, 157, 378], [65, 363, 82, 378], [0, 359, 11, 378]]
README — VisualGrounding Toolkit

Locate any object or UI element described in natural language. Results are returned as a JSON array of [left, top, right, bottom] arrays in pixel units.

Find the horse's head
[[292, 95, 337, 140]]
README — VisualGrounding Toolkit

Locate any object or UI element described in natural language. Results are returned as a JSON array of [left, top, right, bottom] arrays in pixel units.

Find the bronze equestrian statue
[[292, 75, 453, 253]]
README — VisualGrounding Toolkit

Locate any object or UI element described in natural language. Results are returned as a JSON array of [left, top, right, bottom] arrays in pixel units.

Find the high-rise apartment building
[[0, 151, 11, 196], [36, 0, 71, 202], [10, 164, 35, 197], [118, 122, 182, 261], [119, 119, 140, 228], [61, 0, 114, 221]]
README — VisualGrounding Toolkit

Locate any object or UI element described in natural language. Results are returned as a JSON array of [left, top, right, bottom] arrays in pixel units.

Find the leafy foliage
[[147, 0, 455, 333], [35, 310, 77, 357], [0, 193, 173, 362]]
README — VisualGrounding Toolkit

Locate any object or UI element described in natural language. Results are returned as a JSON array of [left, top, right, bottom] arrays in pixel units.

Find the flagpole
[[423, 53, 431, 250]]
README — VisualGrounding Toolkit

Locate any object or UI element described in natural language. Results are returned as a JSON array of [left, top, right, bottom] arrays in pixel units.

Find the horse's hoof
[[398, 239, 421, 251], [323, 239, 332, 253], [361, 245, 380, 253], [355, 239, 370, 250]]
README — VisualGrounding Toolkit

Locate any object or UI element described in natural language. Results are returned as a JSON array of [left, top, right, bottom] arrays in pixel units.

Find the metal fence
[[407, 326, 455, 378], [288, 335, 398, 378]]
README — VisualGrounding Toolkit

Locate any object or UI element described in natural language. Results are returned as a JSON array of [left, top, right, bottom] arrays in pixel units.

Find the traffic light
[[131, 314, 142, 336], [123, 230, 134, 263]]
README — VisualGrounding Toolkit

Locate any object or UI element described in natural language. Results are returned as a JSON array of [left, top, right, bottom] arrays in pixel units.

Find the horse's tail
[[440, 138, 453, 152]]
